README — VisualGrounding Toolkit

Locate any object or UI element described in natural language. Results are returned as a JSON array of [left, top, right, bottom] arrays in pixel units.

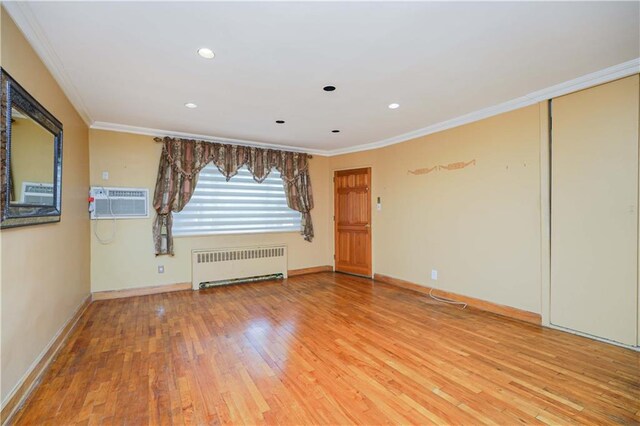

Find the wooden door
[[550, 75, 639, 346], [334, 168, 372, 277]]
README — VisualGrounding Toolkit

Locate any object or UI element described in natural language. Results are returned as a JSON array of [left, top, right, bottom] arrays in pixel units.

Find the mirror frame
[[1, 68, 63, 228]]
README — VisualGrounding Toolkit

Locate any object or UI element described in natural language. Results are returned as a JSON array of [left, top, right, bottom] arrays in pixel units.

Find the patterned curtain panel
[[152, 137, 314, 255]]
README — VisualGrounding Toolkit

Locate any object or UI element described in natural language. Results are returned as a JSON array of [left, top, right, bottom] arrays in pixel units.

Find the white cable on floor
[[429, 288, 467, 309], [94, 186, 117, 244]]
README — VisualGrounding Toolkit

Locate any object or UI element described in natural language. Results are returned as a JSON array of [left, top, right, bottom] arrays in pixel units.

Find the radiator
[[191, 245, 288, 290]]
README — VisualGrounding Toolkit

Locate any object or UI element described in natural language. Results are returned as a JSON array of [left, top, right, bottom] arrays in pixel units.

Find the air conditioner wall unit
[[90, 187, 149, 219]]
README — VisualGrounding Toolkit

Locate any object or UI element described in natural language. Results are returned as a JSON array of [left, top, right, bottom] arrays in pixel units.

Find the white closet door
[[551, 75, 639, 346]]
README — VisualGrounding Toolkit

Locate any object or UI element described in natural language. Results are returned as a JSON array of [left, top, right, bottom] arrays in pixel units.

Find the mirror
[[9, 106, 55, 206], [1, 68, 63, 228]]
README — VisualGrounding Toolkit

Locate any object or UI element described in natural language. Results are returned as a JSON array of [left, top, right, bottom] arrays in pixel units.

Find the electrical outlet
[[158, 265, 164, 274], [431, 269, 438, 280], [102, 171, 109, 180]]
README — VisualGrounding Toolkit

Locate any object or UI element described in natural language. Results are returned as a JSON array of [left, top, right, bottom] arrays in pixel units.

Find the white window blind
[[173, 165, 301, 236]]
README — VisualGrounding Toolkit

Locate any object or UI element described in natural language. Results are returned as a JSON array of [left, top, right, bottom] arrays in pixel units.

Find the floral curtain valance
[[152, 136, 314, 256]]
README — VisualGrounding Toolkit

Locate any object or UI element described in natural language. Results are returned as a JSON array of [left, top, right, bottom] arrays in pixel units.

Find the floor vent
[[192, 245, 288, 290]]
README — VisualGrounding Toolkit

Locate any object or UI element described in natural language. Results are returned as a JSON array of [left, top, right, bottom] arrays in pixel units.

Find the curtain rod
[[153, 137, 312, 158]]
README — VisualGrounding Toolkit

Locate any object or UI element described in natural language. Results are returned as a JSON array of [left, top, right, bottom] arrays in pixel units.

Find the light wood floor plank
[[10, 272, 640, 425]]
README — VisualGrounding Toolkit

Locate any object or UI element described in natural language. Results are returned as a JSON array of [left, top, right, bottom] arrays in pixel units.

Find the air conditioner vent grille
[[24, 184, 53, 194], [95, 199, 147, 217], [24, 194, 53, 205], [108, 189, 146, 198]]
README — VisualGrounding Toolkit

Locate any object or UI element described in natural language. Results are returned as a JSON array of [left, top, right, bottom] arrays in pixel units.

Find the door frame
[[540, 101, 552, 327], [333, 166, 374, 278]]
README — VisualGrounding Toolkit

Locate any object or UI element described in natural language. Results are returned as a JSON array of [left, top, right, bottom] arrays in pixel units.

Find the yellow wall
[[89, 129, 332, 292], [329, 105, 543, 313], [0, 10, 90, 404]]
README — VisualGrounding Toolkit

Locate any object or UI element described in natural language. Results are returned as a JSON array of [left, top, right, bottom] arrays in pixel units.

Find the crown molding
[[328, 58, 640, 156], [95, 58, 638, 157], [6, 0, 638, 156], [3, 2, 93, 126], [90, 122, 331, 156]]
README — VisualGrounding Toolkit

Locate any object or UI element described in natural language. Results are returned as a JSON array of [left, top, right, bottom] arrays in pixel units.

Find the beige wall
[[330, 105, 543, 313], [0, 9, 90, 404], [89, 129, 332, 292]]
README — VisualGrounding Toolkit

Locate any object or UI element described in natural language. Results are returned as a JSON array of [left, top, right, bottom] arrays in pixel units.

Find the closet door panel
[[551, 75, 639, 346]]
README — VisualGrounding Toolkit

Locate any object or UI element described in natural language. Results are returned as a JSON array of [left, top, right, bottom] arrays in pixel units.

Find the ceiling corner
[[3, 1, 94, 126]]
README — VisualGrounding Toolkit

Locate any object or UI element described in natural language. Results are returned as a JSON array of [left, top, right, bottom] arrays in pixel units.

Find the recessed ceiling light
[[184, 102, 198, 109], [388, 103, 400, 109], [197, 48, 215, 59], [323, 85, 336, 92], [332, 130, 340, 133], [275, 120, 285, 124]]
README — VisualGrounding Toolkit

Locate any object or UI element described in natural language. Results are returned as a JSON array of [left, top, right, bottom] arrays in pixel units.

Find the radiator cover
[[191, 245, 288, 290]]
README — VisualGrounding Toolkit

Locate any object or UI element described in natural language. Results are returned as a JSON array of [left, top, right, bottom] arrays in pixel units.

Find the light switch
[[102, 171, 109, 180]]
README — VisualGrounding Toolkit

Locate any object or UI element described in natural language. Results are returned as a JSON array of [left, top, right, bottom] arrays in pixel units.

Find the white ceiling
[[5, 1, 640, 155]]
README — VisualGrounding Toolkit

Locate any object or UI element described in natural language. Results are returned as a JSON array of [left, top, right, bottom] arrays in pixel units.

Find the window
[[173, 165, 301, 236]]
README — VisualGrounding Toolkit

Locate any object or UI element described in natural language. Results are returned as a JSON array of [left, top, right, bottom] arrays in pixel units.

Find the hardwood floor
[[11, 272, 640, 425]]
